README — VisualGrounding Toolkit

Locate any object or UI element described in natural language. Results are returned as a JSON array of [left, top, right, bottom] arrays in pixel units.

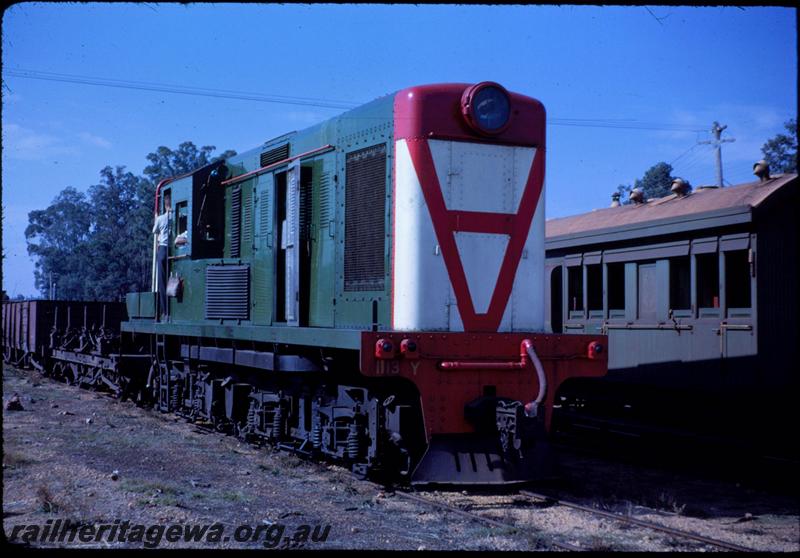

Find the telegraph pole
[[698, 121, 735, 187]]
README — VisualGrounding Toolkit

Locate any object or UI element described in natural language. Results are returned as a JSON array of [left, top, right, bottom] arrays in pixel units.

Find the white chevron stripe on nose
[[454, 232, 509, 314], [428, 139, 536, 214]]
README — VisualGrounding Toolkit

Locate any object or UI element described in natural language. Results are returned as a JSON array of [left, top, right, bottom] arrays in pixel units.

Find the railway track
[[518, 489, 755, 552], [391, 489, 581, 551], [395, 488, 757, 552], [7, 365, 772, 552]]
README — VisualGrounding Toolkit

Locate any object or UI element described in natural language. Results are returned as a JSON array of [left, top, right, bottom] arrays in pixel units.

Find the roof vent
[[753, 159, 771, 182], [629, 187, 645, 204], [695, 185, 719, 192], [671, 178, 690, 196], [610, 192, 621, 207], [260, 144, 290, 168]]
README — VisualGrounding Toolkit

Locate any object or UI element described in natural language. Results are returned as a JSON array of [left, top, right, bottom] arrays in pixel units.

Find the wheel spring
[[311, 419, 322, 448], [247, 401, 257, 429], [271, 404, 283, 439], [169, 383, 180, 410], [346, 421, 361, 460]]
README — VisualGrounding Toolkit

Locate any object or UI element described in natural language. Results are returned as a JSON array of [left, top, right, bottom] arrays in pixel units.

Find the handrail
[[604, 323, 693, 331], [220, 144, 335, 187]]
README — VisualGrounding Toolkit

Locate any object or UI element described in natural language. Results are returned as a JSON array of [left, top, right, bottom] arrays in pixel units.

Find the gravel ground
[[426, 490, 799, 552], [3, 364, 798, 551], [2, 365, 531, 550]]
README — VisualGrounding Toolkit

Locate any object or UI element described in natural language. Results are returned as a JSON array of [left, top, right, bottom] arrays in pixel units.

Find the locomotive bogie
[[151, 357, 422, 479]]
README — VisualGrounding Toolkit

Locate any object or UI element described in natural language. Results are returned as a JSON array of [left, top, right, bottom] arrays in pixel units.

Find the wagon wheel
[[64, 364, 78, 386], [50, 361, 64, 382]]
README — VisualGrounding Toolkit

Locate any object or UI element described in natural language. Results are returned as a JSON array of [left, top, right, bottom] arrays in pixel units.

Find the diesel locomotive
[[4, 82, 607, 484]]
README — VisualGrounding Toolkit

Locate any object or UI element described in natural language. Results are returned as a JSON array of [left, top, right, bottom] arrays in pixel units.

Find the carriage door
[[720, 236, 756, 359]]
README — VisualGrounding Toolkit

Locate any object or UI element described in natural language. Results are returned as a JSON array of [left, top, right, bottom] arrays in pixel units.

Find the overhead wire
[[669, 143, 700, 165], [6, 67, 710, 133], [4, 68, 360, 110], [674, 145, 713, 176]]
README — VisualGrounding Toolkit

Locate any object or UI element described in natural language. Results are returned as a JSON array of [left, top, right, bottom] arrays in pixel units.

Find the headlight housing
[[461, 82, 511, 135]]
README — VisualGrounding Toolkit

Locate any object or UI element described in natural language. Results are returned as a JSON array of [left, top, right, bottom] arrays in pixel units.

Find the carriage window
[[176, 202, 188, 236], [725, 250, 751, 310], [607, 262, 625, 316], [567, 266, 583, 313], [696, 253, 719, 310], [669, 256, 691, 311], [587, 264, 603, 313]]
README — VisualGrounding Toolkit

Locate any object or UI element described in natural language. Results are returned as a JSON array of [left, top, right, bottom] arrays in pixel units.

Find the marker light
[[461, 82, 511, 135], [400, 338, 419, 359], [375, 338, 395, 359]]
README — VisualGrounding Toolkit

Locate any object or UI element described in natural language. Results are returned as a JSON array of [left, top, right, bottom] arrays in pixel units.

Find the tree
[[25, 187, 92, 300], [635, 162, 677, 199], [614, 162, 679, 205], [143, 141, 237, 184], [24, 141, 237, 301], [83, 166, 153, 300], [761, 118, 797, 174]]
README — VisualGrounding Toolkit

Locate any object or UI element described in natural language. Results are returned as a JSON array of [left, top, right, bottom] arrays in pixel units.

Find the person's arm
[[152, 214, 160, 235]]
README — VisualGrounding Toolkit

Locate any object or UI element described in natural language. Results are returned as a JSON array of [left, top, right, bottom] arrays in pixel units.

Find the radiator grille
[[260, 144, 290, 168], [230, 187, 241, 258], [205, 265, 250, 320], [344, 144, 386, 291]]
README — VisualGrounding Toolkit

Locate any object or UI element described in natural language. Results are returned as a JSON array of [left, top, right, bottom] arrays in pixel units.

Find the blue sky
[[2, 4, 796, 298]]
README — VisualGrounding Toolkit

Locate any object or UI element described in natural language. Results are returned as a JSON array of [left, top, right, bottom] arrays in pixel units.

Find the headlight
[[461, 82, 511, 135]]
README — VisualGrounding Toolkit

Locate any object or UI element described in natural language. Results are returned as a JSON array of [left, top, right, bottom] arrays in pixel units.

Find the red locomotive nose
[[587, 341, 604, 359]]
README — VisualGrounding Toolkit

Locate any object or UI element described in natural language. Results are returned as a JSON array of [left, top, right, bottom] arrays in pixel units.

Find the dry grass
[[36, 484, 67, 514]]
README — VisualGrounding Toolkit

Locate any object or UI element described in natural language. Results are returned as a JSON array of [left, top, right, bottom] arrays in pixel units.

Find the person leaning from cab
[[152, 189, 171, 321]]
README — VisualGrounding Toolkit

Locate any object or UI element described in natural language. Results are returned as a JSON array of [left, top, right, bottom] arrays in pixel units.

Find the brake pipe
[[523, 340, 546, 418], [439, 339, 547, 417], [438, 338, 534, 371]]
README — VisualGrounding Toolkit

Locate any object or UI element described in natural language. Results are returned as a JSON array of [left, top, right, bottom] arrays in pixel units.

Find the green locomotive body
[[115, 82, 607, 484]]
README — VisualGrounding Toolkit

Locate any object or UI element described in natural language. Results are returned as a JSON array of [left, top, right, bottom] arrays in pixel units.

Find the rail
[[519, 490, 755, 552], [391, 490, 583, 551]]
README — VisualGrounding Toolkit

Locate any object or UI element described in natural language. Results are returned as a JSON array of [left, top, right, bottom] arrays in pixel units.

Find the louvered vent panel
[[318, 172, 332, 224], [205, 265, 250, 320], [259, 189, 270, 237], [344, 144, 386, 292], [230, 187, 241, 258], [242, 191, 253, 248], [300, 174, 312, 242], [260, 144, 290, 168]]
